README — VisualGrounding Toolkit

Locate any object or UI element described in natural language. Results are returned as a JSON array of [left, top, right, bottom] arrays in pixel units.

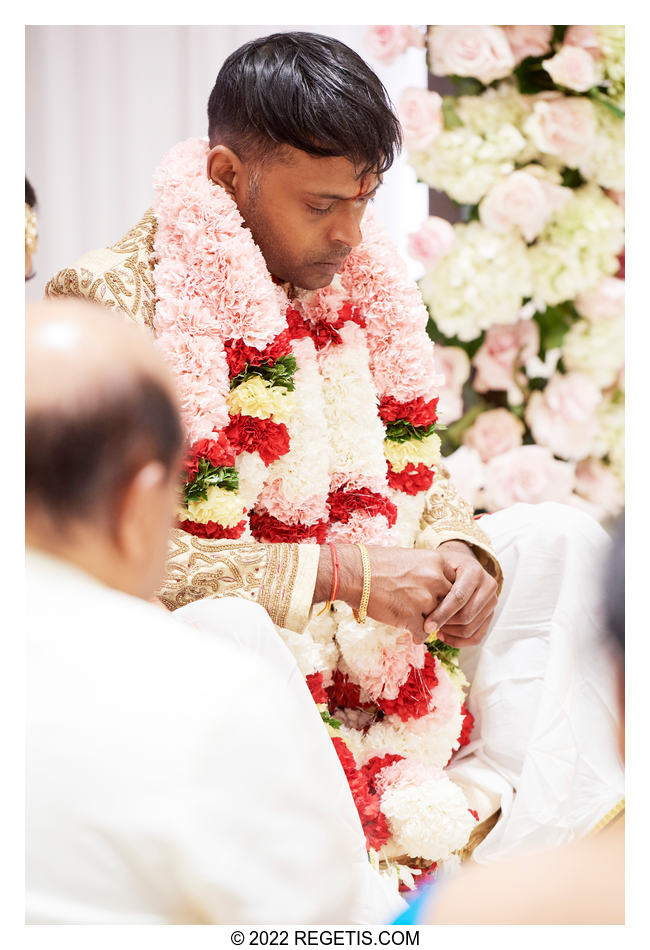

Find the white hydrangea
[[454, 82, 536, 142], [592, 396, 625, 484], [578, 101, 625, 191], [528, 185, 624, 306], [562, 316, 625, 389], [409, 123, 527, 204], [596, 26, 625, 104], [380, 774, 476, 862], [419, 222, 532, 341]]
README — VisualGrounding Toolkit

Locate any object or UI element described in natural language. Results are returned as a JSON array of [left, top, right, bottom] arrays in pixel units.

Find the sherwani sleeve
[[158, 529, 321, 633], [415, 466, 504, 595]]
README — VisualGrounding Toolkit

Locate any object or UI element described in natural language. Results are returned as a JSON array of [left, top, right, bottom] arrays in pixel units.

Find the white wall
[[25, 24, 428, 301]]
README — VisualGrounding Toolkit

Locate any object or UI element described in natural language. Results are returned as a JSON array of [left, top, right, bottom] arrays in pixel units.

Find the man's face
[[234, 148, 381, 290]]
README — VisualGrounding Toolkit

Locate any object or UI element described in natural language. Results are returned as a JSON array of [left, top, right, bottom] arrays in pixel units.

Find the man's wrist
[[313, 543, 360, 607]]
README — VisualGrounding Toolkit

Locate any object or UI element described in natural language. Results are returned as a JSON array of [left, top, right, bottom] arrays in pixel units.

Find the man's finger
[[424, 565, 478, 634], [438, 596, 497, 640], [440, 613, 494, 649]]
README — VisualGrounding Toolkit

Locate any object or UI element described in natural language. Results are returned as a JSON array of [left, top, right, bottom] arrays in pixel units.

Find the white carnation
[[363, 700, 464, 769], [381, 774, 475, 861], [389, 490, 427, 548], [234, 451, 268, 509]]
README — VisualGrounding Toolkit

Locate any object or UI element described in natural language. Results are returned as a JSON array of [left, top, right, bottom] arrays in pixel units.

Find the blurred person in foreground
[[25, 298, 405, 924], [46, 32, 623, 879], [416, 518, 624, 924], [25, 177, 38, 280]]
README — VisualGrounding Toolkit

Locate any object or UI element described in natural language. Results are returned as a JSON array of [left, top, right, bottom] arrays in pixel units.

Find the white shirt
[[26, 549, 391, 924]]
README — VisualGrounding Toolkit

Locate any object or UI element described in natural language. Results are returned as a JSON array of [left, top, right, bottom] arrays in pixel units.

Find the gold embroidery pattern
[[420, 467, 503, 589], [156, 528, 301, 629], [44, 210, 158, 332]]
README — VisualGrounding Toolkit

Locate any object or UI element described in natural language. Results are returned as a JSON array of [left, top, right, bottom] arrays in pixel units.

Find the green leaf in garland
[[385, 420, 438, 443], [183, 458, 240, 504], [320, 709, 341, 730], [426, 637, 461, 673], [230, 354, 297, 392]]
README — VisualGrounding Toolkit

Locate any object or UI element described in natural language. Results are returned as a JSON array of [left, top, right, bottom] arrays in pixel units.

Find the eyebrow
[[307, 184, 381, 201]]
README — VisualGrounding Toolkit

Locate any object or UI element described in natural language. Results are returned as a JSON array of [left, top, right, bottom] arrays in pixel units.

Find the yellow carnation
[[384, 433, 441, 473], [227, 376, 294, 424], [179, 485, 245, 528]]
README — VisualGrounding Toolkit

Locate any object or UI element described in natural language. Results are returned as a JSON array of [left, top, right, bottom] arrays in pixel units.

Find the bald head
[[26, 299, 183, 537]]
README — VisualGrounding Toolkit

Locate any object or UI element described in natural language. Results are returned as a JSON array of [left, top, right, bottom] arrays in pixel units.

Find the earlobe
[[206, 145, 240, 198], [115, 461, 167, 560]]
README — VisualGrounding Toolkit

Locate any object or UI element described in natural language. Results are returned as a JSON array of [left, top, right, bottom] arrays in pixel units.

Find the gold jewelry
[[25, 203, 38, 256], [353, 542, 371, 624]]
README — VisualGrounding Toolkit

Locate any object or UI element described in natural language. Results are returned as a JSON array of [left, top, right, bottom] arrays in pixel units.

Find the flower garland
[[153, 137, 474, 886]]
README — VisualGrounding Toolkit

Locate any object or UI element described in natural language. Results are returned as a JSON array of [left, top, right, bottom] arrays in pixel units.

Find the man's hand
[[423, 540, 498, 648], [317, 544, 456, 643]]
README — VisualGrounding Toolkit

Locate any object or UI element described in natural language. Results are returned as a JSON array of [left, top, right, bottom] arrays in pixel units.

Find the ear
[[206, 145, 243, 199], [115, 460, 169, 563]]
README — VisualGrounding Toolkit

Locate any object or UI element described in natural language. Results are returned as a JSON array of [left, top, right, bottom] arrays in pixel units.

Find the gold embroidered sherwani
[[46, 211, 502, 631]]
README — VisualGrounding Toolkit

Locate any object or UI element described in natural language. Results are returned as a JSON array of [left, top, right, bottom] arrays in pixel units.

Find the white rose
[[479, 169, 571, 243], [543, 45, 600, 92], [408, 216, 456, 270], [575, 277, 625, 323], [428, 25, 515, 84], [483, 445, 575, 511], [399, 87, 444, 150], [524, 96, 597, 166], [462, 408, 525, 462], [525, 371, 601, 461]]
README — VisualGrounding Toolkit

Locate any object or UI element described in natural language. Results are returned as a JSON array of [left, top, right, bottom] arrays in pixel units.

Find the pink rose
[[525, 371, 601, 461], [479, 169, 571, 243], [525, 96, 596, 165], [574, 277, 625, 323], [462, 408, 525, 463], [503, 25, 553, 65], [605, 189, 625, 210], [428, 25, 515, 84], [408, 216, 456, 269], [398, 87, 444, 150], [433, 345, 470, 424], [564, 25, 603, 60], [444, 446, 485, 508], [543, 45, 599, 92], [472, 320, 540, 401], [484, 445, 575, 511], [364, 25, 424, 65], [573, 458, 624, 519]]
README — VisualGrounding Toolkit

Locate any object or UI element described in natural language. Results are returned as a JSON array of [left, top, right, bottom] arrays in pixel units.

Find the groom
[[46, 31, 623, 864]]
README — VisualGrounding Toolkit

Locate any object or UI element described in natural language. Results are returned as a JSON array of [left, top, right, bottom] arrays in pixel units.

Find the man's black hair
[[26, 373, 183, 529], [26, 177, 37, 208], [207, 32, 402, 176]]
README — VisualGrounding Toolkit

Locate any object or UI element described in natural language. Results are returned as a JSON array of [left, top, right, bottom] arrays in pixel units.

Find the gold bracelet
[[353, 542, 371, 624]]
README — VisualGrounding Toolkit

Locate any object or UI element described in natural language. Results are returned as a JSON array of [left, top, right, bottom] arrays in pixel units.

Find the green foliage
[[320, 709, 341, 730], [230, 354, 297, 392], [426, 318, 486, 360], [385, 420, 438, 443], [439, 399, 486, 456], [588, 88, 625, 119], [561, 167, 587, 189], [447, 76, 484, 96], [553, 25, 568, 44], [441, 97, 464, 130], [426, 638, 461, 673], [513, 55, 557, 94], [458, 203, 480, 223], [533, 301, 578, 357], [183, 459, 239, 504]]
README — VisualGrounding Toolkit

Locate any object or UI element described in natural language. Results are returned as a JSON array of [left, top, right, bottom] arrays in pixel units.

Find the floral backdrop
[[365, 25, 625, 523]]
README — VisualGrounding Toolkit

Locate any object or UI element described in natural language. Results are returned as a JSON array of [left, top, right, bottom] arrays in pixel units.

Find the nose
[[327, 206, 363, 250]]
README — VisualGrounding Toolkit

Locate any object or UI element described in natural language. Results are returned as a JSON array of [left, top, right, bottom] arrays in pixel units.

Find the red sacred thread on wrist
[[316, 542, 339, 616]]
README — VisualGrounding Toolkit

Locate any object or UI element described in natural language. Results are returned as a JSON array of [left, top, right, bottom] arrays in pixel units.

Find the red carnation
[[399, 862, 438, 892], [468, 809, 479, 822], [306, 671, 328, 704], [458, 702, 475, 747], [249, 510, 328, 543], [179, 518, 247, 540], [224, 330, 293, 377], [225, 414, 290, 466], [386, 462, 435, 496], [362, 754, 405, 793], [326, 669, 363, 712], [308, 303, 367, 351], [377, 651, 439, 721], [285, 306, 312, 340], [331, 738, 392, 852], [183, 433, 236, 480], [327, 486, 398, 527], [379, 395, 439, 428]]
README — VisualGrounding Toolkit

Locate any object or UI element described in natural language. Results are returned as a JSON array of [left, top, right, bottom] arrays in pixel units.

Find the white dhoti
[[178, 500, 624, 878], [448, 502, 624, 862]]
